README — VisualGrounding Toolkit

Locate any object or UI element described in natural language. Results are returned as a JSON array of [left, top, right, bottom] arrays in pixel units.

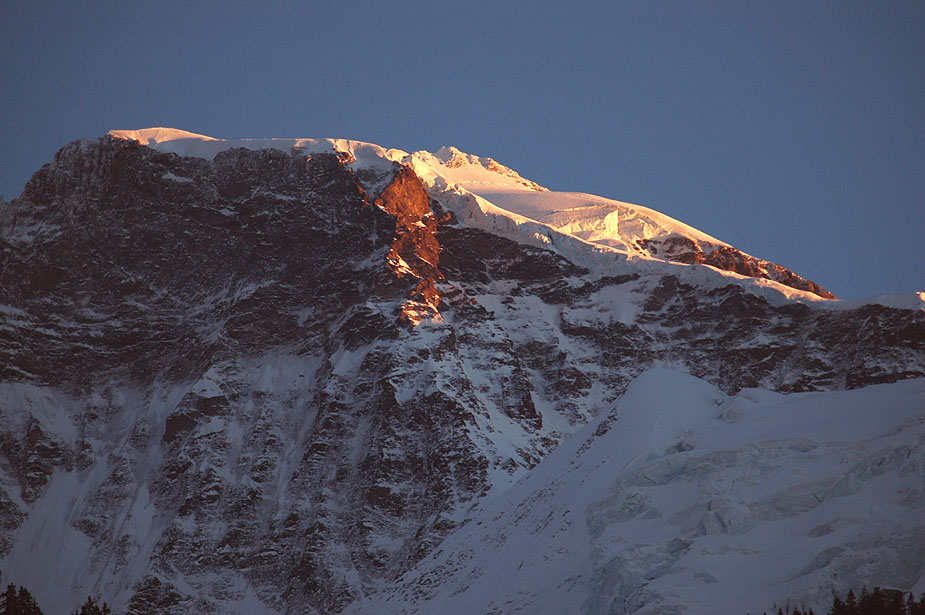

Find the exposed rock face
[[374, 165, 443, 318], [636, 236, 836, 298], [0, 136, 922, 614]]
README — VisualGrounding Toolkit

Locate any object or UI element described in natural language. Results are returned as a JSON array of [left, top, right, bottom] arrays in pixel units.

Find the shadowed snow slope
[[352, 370, 925, 615]]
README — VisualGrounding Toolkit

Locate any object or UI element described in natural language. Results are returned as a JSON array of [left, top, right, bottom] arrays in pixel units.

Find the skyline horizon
[[1, 2, 922, 299]]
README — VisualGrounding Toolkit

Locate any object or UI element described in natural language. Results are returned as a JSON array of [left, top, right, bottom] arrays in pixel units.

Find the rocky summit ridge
[[0, 130, 922, 615]]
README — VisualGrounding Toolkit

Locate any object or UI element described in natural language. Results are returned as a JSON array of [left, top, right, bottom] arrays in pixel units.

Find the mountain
[[0, 128, 922, 615]]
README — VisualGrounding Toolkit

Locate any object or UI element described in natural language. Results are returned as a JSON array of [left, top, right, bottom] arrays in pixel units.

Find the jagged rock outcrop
[[637, 236, 836, 298], [374, 165, 443, 319], [0, 134, 922, 614]]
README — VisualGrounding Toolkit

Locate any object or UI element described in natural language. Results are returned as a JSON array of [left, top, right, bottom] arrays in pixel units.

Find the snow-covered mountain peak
[[102, 128, 924, 306], [411, 145, 548, 192]]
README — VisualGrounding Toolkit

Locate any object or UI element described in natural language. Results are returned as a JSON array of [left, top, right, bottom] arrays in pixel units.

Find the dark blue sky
[[2, 1, 922, 298]]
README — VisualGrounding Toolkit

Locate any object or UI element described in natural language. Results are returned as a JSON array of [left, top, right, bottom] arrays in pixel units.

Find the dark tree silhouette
[[0, 583, 44, 615], [73, 596, 112, 615], [748, 588, 925, 615]]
